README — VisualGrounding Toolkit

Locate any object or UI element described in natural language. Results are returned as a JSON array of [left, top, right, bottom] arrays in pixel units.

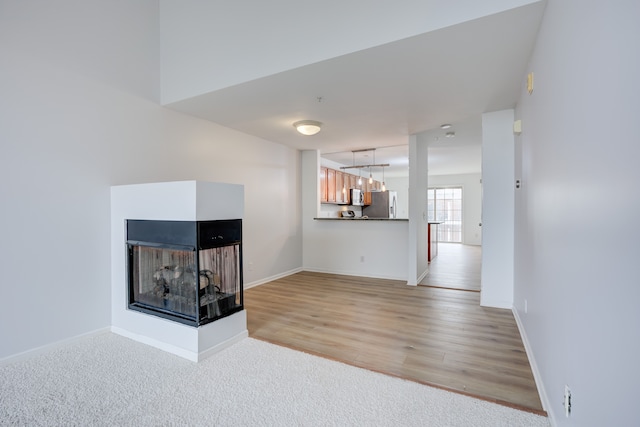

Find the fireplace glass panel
[[130, 246, 198, 321], [198, 244, 241, 321]]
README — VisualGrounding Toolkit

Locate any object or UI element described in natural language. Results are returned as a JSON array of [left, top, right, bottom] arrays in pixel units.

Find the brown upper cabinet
[[335, 170, 342, 203], [320, 167, 328, 202], [327, 168, 336, 203], [320, 166, 382, 205]]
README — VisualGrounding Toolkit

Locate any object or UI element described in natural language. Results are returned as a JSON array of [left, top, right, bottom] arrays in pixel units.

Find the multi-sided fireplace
[[126, 219, 243, 327], [112, 181, 247, 361]]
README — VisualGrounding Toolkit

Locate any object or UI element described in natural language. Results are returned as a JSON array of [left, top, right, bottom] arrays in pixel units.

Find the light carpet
[[0, 333, 549, 426]]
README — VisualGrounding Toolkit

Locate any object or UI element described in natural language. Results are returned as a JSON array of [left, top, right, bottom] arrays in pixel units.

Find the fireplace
[[112, 181, 247, 361], [126, 219, 243, 327]]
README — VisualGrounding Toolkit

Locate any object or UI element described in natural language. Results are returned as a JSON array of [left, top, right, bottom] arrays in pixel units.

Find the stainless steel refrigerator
[[365, 191, 398, 218]]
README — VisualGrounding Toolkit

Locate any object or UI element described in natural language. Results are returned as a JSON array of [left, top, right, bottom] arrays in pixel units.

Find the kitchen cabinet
[[344, 173, 352, 203], [335, 171, 348, 204], [320, 167, 328, 202], [321, 167, 381, 205], [363, 191, 372, 206], [327, 168, 336, 203], [348, 174, 357, 191]]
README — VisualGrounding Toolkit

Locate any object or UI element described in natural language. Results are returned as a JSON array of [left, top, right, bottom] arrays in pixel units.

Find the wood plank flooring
[[245, 245, 544, 414], [420, 242, 482, 291]]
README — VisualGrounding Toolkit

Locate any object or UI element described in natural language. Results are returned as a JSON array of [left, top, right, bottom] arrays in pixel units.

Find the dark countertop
[[314, 217, 409, 221]]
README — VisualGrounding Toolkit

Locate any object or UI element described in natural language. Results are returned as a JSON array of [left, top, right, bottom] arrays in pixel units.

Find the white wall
[[159, 0, 543, 104], [480, 110, 515, 309], [428, 173, 482, 245], [513, 1, 640, 425], [0, 1, 302, 360]]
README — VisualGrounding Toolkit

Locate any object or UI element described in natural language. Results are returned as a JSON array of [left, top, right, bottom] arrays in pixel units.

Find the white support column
[[407, 134, 429, 285], [480, 110, 515, 308]]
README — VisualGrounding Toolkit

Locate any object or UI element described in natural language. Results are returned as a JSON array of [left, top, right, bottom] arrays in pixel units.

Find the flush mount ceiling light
[[293, 120, 322, 136], [440, 124, 452, 129]]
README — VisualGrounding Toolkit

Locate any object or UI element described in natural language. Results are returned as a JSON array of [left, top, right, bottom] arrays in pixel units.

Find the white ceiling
[[166, 2, 545, 176]]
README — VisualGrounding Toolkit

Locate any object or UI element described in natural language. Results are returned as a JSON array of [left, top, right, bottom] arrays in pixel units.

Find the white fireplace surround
[[110, 181, 247, 362]]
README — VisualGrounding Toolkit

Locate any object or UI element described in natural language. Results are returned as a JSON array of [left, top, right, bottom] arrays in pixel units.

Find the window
[[427, 187, 462, 243]]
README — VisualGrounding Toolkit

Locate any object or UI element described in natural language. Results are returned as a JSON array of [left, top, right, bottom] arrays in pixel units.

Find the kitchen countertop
[[314, 217, 408, 221]]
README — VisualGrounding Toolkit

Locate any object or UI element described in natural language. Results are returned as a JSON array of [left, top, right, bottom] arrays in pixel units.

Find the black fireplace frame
[[126, 219, 243, 327]]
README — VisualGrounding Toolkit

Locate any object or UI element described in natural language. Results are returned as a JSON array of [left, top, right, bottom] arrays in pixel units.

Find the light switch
[[514, 120, 522, 135]]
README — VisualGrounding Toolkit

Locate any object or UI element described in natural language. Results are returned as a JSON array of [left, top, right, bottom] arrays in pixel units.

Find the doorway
[[427, 187, 462, 243]]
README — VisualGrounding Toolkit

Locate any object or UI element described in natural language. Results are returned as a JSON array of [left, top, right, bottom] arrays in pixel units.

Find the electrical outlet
[[563, 385, 572, 417], [248, 262, 254, 271], [360, 256, 365, 263]]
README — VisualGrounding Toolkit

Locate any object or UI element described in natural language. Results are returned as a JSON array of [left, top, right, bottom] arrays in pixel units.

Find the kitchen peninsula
[[428, 222, 441, 261], [304, 164, 410, 280], [307, 215, 409, 280]]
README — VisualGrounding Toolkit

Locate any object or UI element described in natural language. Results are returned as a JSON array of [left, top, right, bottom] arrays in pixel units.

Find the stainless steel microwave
[[350, 188, 364, 206]]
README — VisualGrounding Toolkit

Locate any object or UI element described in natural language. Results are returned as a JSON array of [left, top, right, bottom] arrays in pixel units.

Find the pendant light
[[368, 150, 375, 184], [381, 166, 386, 192]]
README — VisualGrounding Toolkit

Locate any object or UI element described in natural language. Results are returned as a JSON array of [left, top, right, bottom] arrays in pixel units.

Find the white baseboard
[[197, 330, 248, 362], [0, 327, 111, 367], [111, 325, 249, 363], [303, 267, 405, 282], [512, 307, 555, 425], [245, 267, 410, 288], [111, 310, 249, 362], [414, 268, 429, 285], [479, 298, 513, 309], [111, 326, 201, 361], [244, 267, 304, 289]]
